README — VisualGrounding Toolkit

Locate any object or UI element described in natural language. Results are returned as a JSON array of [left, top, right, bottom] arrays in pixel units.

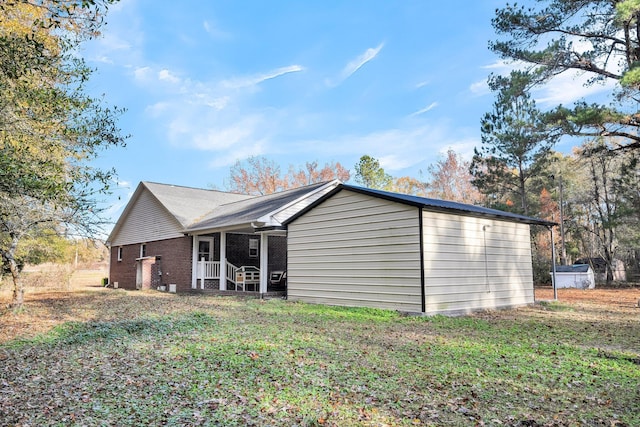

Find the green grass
[[1, 292, 638, 426]]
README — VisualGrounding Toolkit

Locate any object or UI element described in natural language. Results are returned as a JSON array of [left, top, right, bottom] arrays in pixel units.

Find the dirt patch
[[535, 286, 640, 310]]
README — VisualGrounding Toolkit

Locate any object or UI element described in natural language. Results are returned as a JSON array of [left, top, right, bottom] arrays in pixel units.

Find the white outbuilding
[[285, 185, 554, 315], [552, 264, 595, 289]]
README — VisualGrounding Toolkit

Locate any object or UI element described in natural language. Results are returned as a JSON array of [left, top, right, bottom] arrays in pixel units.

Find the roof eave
[[255, 179, 341, 226], [185, 222, 256, 235], [283, 184, 556, 227]]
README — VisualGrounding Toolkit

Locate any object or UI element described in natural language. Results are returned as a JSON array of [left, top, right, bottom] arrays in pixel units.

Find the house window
[[117, 247, 123, 262], [140, 244, 147, 258], [249, 239, 259, 258]]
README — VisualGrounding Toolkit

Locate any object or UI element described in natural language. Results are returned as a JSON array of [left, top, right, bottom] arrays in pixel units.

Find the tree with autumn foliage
[[1, 0, 125, 308], [286, 161, 350, 188], [388, 176, 427, 197], [227, 156, 285, 195], [426, 149, 483, 204], [227, 156, 350, 195]]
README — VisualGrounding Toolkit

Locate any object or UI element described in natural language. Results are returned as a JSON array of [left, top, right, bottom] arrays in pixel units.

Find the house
[[106, 180, 340, 294], [107, 181, 554, 315]]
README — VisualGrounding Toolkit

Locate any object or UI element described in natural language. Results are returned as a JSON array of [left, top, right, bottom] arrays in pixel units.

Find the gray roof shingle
[[187, 181, 331, 231], [142, 182, 253, 227]]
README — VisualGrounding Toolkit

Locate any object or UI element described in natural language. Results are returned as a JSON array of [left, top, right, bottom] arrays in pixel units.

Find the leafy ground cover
[[1, 281, 639, 426]]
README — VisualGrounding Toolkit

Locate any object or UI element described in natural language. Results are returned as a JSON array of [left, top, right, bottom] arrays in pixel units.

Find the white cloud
[[203, 20, 231, 39], [481, 59, 515, 70], [221, 65, 304, 89], [208, 141, 267, 169], [129, 62, 309, 167], [158, 69, 181, 84], [133, 66, 152, 82], [469, 79, 489, 96], [92, 55, 113, 64], [196, 95, 230, 110], [326, 43, 384, 87], [534, 71, 616, 105], [290, 122, 478, 174], [190, 116, 264, 151], [409, 102, 438, 117], [479, 47, 619, 105], [98, 32, 133, 53], [145, 102, 170, 117], [437, 138, 478, 161]]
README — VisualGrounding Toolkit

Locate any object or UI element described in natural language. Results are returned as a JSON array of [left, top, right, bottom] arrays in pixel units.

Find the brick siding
[[109, 236, 193, 292], [109, 233, 288, 293]]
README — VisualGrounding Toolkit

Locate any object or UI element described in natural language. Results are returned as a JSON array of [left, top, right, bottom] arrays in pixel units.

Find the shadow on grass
[[3, 310, 218, 348]]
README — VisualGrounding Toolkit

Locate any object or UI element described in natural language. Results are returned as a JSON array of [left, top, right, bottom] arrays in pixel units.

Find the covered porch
[[190, 229, 287, 295]]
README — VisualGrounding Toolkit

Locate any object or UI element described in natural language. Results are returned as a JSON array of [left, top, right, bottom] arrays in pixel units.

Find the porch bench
[[235, 266, 260, 292]]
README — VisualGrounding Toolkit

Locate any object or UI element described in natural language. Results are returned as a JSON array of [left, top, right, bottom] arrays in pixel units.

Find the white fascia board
[[185, 222, 254, 235], [255, 180, 341, 226]]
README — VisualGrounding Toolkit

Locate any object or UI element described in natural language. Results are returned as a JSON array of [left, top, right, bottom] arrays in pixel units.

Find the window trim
[[117, 247, 123, 262]]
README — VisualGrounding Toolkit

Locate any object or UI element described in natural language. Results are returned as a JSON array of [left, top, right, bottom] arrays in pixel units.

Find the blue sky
[[82, 0, 614, 225]]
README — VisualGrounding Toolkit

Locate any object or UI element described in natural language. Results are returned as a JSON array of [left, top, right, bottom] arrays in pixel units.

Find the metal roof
[[285, 184, 557, 227]]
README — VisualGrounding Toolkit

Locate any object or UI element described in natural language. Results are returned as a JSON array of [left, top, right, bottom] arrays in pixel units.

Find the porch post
[[220, 232, 227, 291], [191, 235, 198, 289], [259, 233, 268, 294]]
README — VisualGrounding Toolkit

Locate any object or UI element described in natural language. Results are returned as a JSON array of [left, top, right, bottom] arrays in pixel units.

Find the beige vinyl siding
[[287, 190, 422, 312], [422, 210, 534, 314], [110, 189, 185, 246]]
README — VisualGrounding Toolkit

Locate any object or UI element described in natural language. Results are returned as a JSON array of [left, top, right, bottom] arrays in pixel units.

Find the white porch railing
[[197, 260, 259, 291], [226, 262, 238, 285], [198, 260, 220, 279]]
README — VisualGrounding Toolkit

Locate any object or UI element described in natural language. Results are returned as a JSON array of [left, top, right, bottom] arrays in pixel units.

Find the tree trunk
[[3, 235, 24, 309], [518, 162, 528, 216], [9, 257, 24, 308]]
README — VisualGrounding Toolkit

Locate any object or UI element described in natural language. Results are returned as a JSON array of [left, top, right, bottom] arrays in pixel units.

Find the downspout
[[549, 225, 558, 301], [418, 207, 426, 314]]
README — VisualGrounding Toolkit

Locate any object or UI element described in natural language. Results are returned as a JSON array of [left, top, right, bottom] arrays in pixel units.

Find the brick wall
[[226, 234, 260, 268], [109, 236, 193, 292], [268, 235, 287, 272], [109, 233, 288, 293]]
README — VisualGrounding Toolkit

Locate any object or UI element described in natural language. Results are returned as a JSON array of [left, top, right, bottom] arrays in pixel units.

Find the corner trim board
[[419, 206, 426, 313]]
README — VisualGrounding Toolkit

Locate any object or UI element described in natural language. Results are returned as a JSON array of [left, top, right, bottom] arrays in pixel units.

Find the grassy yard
[[1, 286, 639, 426]]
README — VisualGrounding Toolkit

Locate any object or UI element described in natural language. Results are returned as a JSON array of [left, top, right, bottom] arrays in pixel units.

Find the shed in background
[[553, 264, 595, 289]]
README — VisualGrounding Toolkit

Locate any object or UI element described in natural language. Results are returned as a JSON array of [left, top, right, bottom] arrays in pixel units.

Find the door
[[135, 261, 143, 290], [197, 237, 215, 289], [198, 237, 214, 261]]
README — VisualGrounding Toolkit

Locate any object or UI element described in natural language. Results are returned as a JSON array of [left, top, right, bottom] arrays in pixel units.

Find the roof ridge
[[143, 181, 248, 196]]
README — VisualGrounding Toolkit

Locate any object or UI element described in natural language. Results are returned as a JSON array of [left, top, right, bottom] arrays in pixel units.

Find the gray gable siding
[[110, 188, 185, 246]]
